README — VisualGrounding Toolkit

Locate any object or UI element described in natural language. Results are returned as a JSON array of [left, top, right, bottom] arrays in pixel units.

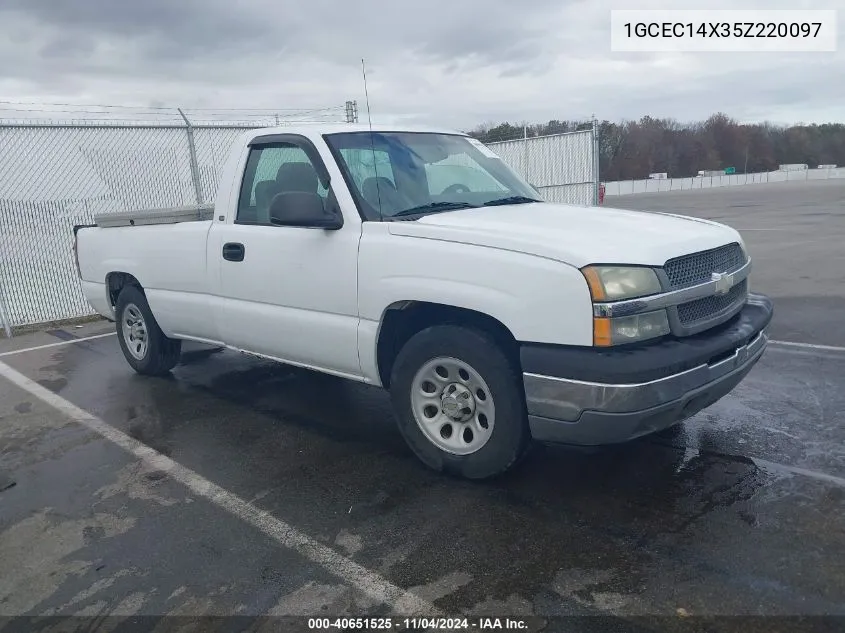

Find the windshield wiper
[[391, 201, 478, 218], [481, 195, 542, 207]]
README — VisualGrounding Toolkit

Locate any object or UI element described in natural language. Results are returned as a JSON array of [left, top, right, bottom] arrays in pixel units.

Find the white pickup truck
[[75, 124, 773, 479]]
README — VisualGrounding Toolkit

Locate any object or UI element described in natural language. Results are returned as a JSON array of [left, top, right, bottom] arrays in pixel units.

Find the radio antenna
[[362, 58, 383, 221]]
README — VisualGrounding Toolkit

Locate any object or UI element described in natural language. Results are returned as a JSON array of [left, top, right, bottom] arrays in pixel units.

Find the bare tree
[[470, 115, 845, 180]]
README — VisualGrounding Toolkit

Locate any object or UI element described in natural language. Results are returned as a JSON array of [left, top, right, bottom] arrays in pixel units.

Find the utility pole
[[345, 100, 359, 123]]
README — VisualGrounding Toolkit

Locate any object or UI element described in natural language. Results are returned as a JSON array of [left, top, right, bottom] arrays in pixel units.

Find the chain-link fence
[[0, 121, 264, 334], [485, 123, 599, 207], [0, 117, 600, 335]]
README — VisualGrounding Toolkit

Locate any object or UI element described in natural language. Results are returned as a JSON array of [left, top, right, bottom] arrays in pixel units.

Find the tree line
[[468, 113, 845, 181]]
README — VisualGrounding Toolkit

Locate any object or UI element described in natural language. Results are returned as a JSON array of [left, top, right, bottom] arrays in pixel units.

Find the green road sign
[[724, 167, 736, 174]]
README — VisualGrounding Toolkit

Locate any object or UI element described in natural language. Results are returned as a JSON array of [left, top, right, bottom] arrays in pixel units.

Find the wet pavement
[[2, 181, 845, 629], [0, 370, 378, 620], [2, 322, 844, 627]]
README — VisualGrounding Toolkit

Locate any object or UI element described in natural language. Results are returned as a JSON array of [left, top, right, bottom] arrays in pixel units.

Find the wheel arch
[[106, 272, 144, 309], [375, 300, 521, 389]]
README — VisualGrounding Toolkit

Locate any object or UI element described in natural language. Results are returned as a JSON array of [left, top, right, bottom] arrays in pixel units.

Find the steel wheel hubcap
[[122, 303, 148, 360], [410, 356, 495, 456]]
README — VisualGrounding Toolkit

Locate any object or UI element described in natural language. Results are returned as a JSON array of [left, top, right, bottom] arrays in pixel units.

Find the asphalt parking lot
[[1, 179, 844, 631], [608, 179, 845, 348]]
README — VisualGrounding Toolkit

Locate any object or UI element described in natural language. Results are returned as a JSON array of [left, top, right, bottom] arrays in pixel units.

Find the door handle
[[222, 242, 245, 262]]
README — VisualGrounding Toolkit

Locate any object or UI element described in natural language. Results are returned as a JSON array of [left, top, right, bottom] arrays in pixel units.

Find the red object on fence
[[598, 183, 606, 204]]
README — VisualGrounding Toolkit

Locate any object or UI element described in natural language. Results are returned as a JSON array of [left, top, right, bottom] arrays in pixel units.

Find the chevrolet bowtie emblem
[[711, 271, 733, 295]]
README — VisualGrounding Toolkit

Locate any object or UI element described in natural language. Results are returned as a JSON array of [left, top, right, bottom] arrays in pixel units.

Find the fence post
[[0, 290, 12, 338], [522, 124, 528, 180], [591, 117, 600, 205], [178, 108, 204, 205]]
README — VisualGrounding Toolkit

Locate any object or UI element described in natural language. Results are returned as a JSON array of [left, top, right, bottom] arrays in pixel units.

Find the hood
[[387, 202, 742, 268]]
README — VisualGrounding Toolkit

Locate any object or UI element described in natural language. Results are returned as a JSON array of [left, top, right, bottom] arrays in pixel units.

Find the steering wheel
[[442, 183, 471, 194]]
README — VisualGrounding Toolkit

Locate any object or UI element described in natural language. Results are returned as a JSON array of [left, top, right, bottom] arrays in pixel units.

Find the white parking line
[[0, 332, 116, 357], [769, 339, 845, 353], [0, 359, 438, 617], [752, 458, 845, 489], [4, 332, 845, 357]]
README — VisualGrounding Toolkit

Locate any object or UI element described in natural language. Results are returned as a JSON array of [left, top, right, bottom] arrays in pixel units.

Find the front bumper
[[521, 294, 773, 445]]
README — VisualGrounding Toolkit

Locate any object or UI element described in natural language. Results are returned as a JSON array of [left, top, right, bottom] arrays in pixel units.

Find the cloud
[[0, 0, 842, 129]]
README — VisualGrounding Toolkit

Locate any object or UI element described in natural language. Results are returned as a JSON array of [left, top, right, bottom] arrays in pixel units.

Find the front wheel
[[115, 285, 181, 376], [389, 325, 530, 480]]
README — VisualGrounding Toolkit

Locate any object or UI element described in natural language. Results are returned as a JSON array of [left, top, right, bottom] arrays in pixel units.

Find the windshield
[[323, 131, 542, 220]]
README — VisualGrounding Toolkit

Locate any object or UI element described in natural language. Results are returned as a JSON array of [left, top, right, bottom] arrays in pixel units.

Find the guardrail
[[603, 167, 845, 196]]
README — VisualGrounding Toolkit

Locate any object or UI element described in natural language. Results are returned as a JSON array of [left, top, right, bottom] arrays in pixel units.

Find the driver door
[[208, 135, 363, 379]]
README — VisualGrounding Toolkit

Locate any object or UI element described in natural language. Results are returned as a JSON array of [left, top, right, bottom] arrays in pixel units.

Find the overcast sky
[[0, 0, 841, 130]]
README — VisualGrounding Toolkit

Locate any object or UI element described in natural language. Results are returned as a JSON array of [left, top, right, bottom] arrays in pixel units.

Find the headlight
[[581, 265, 667, 346], [593, 310, 670, 346], [581, 265, 662, 301]]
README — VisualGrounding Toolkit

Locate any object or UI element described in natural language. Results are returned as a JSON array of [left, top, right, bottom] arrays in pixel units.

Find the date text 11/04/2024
[[307, 617, 529, 630]]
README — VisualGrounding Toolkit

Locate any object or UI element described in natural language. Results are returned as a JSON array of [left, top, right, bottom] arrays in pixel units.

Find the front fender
[[357, 230, 594, 383]]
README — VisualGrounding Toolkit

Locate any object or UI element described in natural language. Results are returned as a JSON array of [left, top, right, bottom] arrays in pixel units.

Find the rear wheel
[[115, 285, 181, 376], [389, 325, 530, 479]]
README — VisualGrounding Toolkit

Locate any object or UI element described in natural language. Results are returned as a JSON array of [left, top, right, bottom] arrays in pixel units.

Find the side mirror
[[269, 192, 343, 230]]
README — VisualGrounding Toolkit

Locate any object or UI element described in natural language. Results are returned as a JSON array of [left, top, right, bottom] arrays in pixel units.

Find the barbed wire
[[0, 119, 347, 128], [0, 109, 343, 117], [0, 101, 349, 126], [476, 127, 596, 145], [0, 110, 345, 119], [0, 99, 346, 112], [0, 118, 345, 128]]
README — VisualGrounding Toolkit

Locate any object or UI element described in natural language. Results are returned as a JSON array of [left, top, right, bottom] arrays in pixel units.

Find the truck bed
[[94, 204, 214, 228]]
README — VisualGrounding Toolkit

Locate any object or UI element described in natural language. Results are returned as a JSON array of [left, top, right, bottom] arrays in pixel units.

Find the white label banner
[[610, 10, 837, 52]]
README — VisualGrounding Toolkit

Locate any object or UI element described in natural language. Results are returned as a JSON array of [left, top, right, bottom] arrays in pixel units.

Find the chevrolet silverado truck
[[74, 124, 773, 479]]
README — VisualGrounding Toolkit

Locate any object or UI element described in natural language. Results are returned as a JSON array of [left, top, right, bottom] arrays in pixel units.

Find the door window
[[237, 143, 328, 225]]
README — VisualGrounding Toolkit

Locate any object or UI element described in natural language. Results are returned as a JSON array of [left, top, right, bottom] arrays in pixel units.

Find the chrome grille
[[678, 279, 748, 327], [664, 242, 745, 290]]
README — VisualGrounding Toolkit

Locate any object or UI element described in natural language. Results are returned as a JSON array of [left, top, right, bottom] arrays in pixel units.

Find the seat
[[276, 162, 319, 193], [268, 162, 324, 224], [254, 180, 277, 223]]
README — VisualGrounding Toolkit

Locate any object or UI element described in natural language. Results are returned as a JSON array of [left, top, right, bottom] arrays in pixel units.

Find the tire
[[115, 285, 182, 376], [389, 324, 530, 480]]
